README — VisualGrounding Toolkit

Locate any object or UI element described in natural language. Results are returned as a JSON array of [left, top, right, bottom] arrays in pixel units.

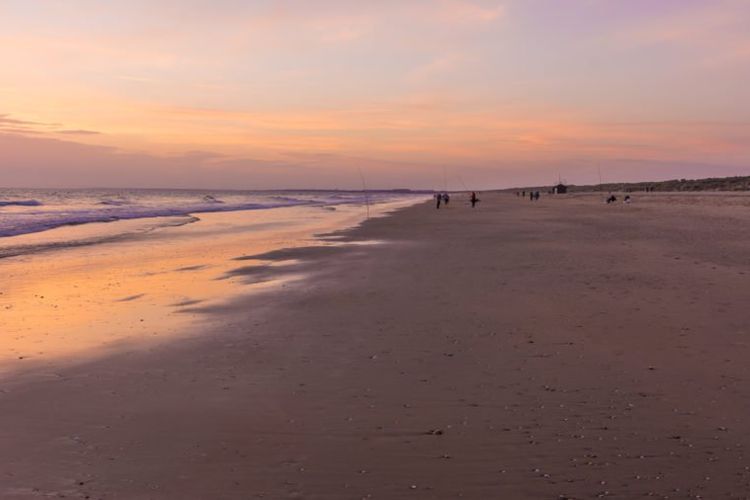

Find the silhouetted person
[[470, 191, 479, 208], [435, 193, 442, 209], [443, 193, 450, 207], [534, 191, 540, 201]]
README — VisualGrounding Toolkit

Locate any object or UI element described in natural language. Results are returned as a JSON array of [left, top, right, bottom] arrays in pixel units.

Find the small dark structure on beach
[[553, 183, 568, 194]]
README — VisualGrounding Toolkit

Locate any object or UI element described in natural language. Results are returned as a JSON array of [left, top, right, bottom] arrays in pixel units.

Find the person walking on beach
[[443, 192, 450, 207], [470, 191, 479, 208], [435, 193, 442, 209]]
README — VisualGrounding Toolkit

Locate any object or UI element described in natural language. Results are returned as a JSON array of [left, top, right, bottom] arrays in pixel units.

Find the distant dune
[[509, 174, 750, 193]]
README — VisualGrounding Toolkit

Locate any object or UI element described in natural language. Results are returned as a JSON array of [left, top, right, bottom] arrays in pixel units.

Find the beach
[[3, 191, 750, 499]]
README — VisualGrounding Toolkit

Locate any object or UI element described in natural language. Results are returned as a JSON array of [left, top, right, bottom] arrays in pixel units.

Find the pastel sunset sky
[[2, 0, 749, 189]]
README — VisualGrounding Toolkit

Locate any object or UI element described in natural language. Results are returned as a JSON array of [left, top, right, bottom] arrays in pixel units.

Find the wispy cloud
[[312, 15, 375, 44], [0, 113, 99, 137], [433, 0, 505, 24], [0, 113, 58, 134], [0, 114, 43, 127], [617, 1, 750, 66], [117, 75, 160, 83], [406, 53, 472, 83], [57, 129, 102, 135]]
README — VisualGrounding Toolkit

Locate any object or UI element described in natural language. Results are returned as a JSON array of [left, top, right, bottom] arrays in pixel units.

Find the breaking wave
[[0, 199, 42, 207]]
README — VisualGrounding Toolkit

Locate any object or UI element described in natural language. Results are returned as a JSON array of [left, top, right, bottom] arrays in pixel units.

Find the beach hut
[[554, 183, 568, 194]]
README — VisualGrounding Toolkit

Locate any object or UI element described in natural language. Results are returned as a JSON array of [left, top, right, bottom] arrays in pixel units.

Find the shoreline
[[2, 192, 750, 498], [0, 198, 422, 376]]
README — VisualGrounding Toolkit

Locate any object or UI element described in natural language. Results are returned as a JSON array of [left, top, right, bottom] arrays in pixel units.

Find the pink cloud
[[433, 1, 505, 24], [617, 2, 750, 65], [406, 53, 472, 83]]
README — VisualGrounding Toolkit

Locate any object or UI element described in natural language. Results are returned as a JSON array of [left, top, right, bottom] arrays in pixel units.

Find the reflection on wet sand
[[222, 243, 377, 286], [0, 200, 418, 374]]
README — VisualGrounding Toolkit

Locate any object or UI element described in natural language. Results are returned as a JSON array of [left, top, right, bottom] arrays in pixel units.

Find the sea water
[[0, 188, 425, 258], [0, 188, 428, 370]]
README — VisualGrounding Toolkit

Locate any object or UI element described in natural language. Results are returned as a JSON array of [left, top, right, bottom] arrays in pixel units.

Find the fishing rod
[[358, 166, 370, 219], [457, 174, 469, 193]]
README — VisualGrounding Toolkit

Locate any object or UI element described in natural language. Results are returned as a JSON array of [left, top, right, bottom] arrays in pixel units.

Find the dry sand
[[3, 192, 750, 499]]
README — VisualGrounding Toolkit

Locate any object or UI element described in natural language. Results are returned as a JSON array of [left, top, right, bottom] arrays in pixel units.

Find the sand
[[0, 201, 413, 371], [2, 192, 750, 499]]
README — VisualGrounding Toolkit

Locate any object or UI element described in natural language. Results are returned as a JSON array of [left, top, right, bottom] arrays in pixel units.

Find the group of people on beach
[[435, 192, 480, 209], [517, 190, 541, 201], [434, 192, 450, 209], [606, 194, 631, 204], [434, 189, 634, 209]]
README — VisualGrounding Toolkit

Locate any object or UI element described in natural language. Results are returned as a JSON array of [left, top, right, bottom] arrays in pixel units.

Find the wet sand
[[0, 201, 413, 371], [3, 192, 750, 499]]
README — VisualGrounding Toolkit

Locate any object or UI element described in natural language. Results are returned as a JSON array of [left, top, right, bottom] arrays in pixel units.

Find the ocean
[[0, 188, 426, 259], [0, 187, 428, 367]]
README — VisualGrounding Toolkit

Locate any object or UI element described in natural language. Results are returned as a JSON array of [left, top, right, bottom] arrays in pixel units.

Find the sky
[[1, 0, 750, 190]]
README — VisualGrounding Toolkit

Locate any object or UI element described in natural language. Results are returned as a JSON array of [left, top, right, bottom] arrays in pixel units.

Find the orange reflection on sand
[[0, 200, 418, 374]]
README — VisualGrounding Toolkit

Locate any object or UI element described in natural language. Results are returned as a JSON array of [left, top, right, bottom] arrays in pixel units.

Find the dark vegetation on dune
[[510, 175, 750, 193]]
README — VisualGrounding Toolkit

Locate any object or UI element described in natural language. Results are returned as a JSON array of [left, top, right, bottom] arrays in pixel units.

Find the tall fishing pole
[[457, 174, 469, 193], [358, 167, 370, 219]]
